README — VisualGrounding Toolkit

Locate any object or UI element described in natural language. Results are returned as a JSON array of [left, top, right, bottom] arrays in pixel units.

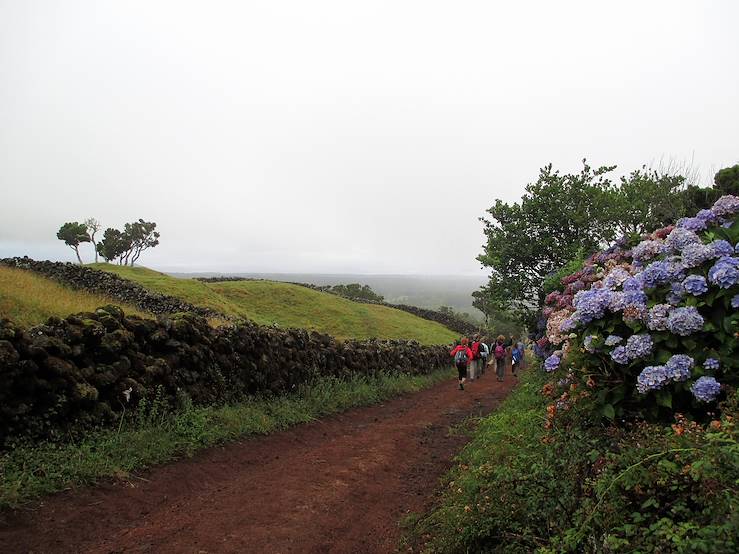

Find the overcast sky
[[1, 1, 737, 275]]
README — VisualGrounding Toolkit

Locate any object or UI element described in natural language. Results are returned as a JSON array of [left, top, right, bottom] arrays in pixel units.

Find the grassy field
[[90, 264, 458, 344], [0, 266, 149, 327]]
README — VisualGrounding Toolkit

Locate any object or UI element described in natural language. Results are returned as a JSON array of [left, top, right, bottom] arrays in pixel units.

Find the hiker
[[493, 335, 506, 381], [450, 337, 473, 390], [470, 336, 482, 381], [511, 339, 524, 376], [478, 338, 489, 375]]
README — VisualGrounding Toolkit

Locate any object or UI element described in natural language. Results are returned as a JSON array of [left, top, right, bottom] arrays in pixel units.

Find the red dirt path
[[1, 371, 517, 553]]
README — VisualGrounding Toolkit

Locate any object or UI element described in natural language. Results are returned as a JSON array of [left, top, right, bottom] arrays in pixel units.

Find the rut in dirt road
[[1, 369, 518, 554]]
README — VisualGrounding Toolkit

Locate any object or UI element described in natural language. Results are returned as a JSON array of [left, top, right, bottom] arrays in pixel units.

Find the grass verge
[[0, 368, 454, 510]]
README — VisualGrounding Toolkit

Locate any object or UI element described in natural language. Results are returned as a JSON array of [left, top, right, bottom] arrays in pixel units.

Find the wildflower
[[625, 334, 653, 359], [544, 354, 561, 372], [708, 256, 739, 288], [682, 274, 708, 296], [666, 306, 704, 336], [704, 358, 720, 370], [691, 376, 722, 402]]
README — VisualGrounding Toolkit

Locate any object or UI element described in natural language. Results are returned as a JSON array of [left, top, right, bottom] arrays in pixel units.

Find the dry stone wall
[[0, 307, 451, 447]]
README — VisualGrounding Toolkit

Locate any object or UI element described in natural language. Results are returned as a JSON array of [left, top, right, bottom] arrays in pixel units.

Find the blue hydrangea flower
[[665, 354, 693, 382], [681, 243, 713, 268], [636, 365, 669, 393], [696, 209, 717, 223], [691, 376, 722, 402], [711, 195, 739, 217], [603, 267, 631, 289], [666, 282, 685, 306], [647, 304, 672, 331], [572, 288, 612, 324], [709, 240, 735, 258], [605, 335, 623, 346], [682, 274, 708, 296], [544, 354, 560, 372], [732, 294, 739, 309], [676, 217, 707, 232], [625, 334, 653, 359], [666, 306, 704, 336], [704, 358, 720, 370], [610, 346, 629, 365], [558, 317, 578, 333], [623, 276, 643, 292], [708, 256, 739, 288], [665, 228, 701, 252], [641, 261, 673, 288]]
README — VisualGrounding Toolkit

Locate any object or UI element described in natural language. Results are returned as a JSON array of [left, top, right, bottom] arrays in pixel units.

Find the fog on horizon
[[1, 0, 737, 276]]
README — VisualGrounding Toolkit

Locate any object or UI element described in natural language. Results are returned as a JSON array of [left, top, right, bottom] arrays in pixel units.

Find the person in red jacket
[[450, 337, 474, 390]]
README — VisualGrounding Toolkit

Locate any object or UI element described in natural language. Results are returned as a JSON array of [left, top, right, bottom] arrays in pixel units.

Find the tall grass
[[91, 264, 458, 344], [0, 368, 454, 509], [0, 266, 149, 327]]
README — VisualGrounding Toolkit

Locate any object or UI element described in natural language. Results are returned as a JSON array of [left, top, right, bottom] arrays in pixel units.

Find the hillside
[[0, 266, 149, 327], [89, 264, 458, 344]]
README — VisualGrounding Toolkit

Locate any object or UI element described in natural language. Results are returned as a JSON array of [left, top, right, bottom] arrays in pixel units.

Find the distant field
[[91, 264, 458, 344], [0, 266, 149, 327]]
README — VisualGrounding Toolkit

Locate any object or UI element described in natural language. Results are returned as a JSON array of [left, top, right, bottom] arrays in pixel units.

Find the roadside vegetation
[[0, 266, 148, 327], [0, 367, 454, 510]]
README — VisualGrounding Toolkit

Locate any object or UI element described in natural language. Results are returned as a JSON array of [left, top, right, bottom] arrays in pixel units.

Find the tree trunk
[[73, 246, 83, 264], [92, 240, 98, 263]]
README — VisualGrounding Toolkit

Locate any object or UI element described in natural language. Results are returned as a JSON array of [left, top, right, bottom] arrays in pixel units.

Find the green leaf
[[656, 390, 672, 408], [601, 403, 615, 420]]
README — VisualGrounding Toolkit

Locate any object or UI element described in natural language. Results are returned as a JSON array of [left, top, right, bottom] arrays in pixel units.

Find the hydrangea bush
[[539, 195, 739, 419]]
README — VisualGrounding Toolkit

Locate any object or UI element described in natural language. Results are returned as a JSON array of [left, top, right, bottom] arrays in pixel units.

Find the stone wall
[[0, 307, 451, 447]]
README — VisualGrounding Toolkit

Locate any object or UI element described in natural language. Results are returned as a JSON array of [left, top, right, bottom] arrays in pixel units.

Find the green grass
[[90, 264, 458, 344], [0, 266, 150, 327], [0, 368, 454, 510]]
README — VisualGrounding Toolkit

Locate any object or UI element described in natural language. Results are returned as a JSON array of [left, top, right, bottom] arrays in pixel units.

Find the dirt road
[[1, 371, 516, 553]]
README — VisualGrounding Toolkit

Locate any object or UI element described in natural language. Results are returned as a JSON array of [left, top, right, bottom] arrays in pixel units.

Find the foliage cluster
[[538, 195, 739, 421], [0, 368, 452, 509], [56, 218, 159, 265], [318, 282, 385, 302], [476, 162, 730, 324], [412, 367, 739, 553]]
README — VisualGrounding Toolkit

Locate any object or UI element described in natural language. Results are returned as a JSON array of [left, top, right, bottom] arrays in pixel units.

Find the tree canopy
[[56, 222, 91, 264]]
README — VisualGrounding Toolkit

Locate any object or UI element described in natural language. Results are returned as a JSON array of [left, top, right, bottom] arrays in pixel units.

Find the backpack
[[494, 344, 505, 360], [454, 349, 468, 365], [472, 342, 481, 360]]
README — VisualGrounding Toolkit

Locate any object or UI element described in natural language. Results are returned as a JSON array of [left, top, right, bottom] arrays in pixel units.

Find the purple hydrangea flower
[[676, 217, 707, 232], [572, 288, 612, 324], [696, 209, 717, 223], [603, 267, 631, 289], [711, 195, 739, 217], [704, 358, 720, 370], [647, 304, 672, 331], [625, 334, 653, 359], [691, 376, 722, 402], [544, 354, 561, 372], [632, 240, 665, 262], [665, 354, 693, 382], [666, 281, 685, 306], [605, 335, 623, 346], [558, 317, 578, 333], [709, 240, 735, 259], [708, 256, 739, 288], [636, 365, 669, 393], [641, 261, 673, 288], [682, 274, 708, 296], [623, 276, 643, 292], [732, 294, 739, 309], [681, 243, 713, 269], [610, 346, 629, 365], [666, 306, 704, 336], [665, 228, 701, 252]]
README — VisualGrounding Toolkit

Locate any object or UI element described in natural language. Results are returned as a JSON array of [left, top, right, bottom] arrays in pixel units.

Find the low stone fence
[[0, 306, 451, 447]]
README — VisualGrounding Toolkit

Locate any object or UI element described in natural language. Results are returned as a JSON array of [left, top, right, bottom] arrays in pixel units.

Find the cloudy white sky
[[1, 0, 737, 275]]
